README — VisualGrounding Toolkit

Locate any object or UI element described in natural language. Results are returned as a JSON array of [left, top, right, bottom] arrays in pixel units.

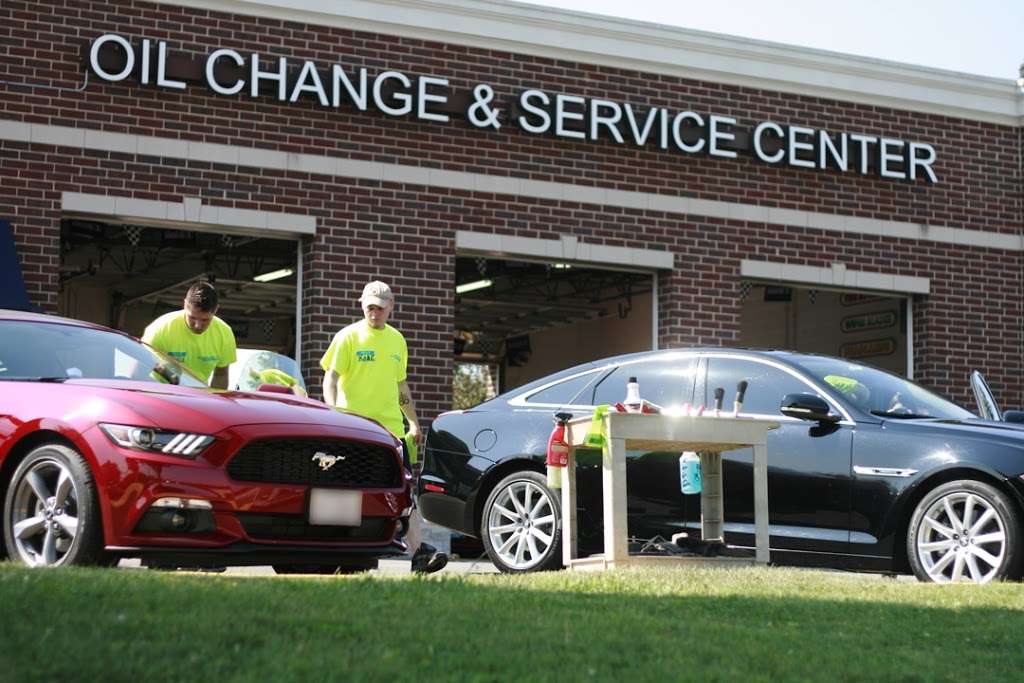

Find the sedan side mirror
[[780, 393, 839, 423], [1003, 410, 1024, 424]]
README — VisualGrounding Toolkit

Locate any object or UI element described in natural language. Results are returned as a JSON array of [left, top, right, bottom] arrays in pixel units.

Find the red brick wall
[[1, 1, 1022, 413], [1, 1, 1019, 232]]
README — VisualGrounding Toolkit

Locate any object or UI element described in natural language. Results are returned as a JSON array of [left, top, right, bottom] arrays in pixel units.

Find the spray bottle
[[546, 412, 572, 489]]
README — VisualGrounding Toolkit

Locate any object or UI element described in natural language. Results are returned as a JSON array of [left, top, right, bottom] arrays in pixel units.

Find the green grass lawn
[[1, 563, 1023, 682]]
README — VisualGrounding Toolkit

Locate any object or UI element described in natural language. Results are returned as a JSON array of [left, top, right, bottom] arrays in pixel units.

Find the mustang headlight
[[99, 423, 215, 458]]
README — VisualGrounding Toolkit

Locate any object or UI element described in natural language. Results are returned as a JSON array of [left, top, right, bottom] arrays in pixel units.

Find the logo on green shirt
[[356, 350, 376, 362]]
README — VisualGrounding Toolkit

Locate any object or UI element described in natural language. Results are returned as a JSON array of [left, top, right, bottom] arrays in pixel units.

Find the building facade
[[2, 0, 1022, 418]]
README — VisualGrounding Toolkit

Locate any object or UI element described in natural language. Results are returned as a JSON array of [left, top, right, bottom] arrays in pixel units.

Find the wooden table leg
[[604, 436, 629, 565], [753, 443, 769, 564], [562, 446, 577, 567]]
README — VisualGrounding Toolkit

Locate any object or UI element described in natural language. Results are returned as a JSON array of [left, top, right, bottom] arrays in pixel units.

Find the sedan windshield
[[791, 356, 974, 420], [0, 319, 208, 388]]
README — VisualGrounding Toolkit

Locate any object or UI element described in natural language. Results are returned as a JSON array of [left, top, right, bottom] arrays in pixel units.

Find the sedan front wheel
[[481, 470, 562, 573], [907, 479, 1022, 583]]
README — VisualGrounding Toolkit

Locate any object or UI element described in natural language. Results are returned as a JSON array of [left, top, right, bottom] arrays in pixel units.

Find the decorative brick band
[[4, 119, 1017, 252]]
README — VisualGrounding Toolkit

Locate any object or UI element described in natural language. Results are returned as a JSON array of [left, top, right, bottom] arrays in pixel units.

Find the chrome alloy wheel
[[916, 491, 1007, 583], [486, 480, 557, 571], [10, 458, 82, 566]]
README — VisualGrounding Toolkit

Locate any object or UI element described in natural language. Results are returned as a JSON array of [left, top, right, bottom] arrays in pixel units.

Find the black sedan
[[419, 349, 1024, 583]]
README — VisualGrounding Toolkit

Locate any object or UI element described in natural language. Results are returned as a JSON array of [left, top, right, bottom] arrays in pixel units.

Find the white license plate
[[308, 489, 363, 527]]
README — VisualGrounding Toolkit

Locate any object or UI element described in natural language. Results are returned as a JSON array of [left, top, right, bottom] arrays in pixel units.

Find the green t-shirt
[[320, 320, 407, 437], [142, 310, 238, 384]]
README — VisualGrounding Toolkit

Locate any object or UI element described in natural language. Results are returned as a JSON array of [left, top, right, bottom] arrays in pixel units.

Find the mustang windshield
[[0, 319, 208, 388], [792, 356, 974, 420]]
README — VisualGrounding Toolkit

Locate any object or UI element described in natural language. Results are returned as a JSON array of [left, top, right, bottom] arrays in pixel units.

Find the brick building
[[2, 0, 1022, 418]]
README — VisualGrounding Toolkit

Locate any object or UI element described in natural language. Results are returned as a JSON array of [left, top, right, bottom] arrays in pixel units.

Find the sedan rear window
[[524, 370, 602, 405]]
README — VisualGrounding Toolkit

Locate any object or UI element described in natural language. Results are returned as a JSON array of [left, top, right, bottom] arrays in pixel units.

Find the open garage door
[[739, 283, 908, 376], [58, 219, 300, 385], [454, 256, 654, 401]]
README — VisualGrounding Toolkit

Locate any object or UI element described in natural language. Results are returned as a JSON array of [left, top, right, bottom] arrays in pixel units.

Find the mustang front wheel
[[481, 470, 561, 573], [3, 443, 106, 567], [907, 480, 1022, 583]]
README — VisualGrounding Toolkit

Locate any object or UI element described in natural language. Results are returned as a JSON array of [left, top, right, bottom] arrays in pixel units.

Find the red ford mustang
[[0, 310, 411, 571]]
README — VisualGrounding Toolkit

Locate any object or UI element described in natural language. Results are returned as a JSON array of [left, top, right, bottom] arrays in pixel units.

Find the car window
[[0, 319, 208, 388], [593, 356, 698, 410], [524, 370, 603, 405], [704, 356, 817, 416], [794, 356, 973, 419]]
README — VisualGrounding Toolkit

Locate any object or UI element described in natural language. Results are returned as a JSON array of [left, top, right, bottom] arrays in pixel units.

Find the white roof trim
[[155, 0, 1024, 125], [456, 231, 674, 270], [741, 259, 930, 295], [61, 191, 316, 237]]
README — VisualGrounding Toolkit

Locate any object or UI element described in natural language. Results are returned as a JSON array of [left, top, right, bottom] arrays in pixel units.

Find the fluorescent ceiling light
[[456, 279, 493, 294], [253, 267, 294, 283], [552, 263, 572, 269]]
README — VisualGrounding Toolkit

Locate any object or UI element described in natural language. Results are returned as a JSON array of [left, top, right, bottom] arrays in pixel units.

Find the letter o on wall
[[89, 34, 135, 82]]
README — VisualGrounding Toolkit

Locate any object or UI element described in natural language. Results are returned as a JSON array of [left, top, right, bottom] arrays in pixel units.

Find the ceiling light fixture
[[253, 267, 294, 283], [456, 278, 493, 294]]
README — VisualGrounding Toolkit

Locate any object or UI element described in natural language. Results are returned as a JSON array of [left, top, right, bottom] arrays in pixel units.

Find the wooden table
[[561, 411, 778, 570]]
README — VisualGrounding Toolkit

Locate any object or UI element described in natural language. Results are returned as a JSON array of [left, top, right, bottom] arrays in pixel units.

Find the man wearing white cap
[[321, 280, 447, 574]]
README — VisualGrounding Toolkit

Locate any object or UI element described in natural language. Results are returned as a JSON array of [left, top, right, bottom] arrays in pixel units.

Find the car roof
[[0, 308, 115, 332], [499, 347, 820, 401], [566, 346, 813, 368]]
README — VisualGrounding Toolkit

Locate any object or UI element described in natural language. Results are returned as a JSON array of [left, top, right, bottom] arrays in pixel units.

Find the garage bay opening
[[58, 219, 300, 388]]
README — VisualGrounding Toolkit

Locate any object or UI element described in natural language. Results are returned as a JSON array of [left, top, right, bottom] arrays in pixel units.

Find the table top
[[565, 411, 779, 452]]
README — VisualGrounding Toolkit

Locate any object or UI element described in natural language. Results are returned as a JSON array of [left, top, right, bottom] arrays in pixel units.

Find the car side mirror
[[1003, 410, 1024, 424], [780, 393, 839, 423]]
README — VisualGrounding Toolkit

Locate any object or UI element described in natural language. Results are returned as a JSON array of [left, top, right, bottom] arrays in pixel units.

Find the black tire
[[481, 470, 562, 574], [272, 559, 378, 575], [907, 479, 1022, 583], [3, 443, 107, 567]]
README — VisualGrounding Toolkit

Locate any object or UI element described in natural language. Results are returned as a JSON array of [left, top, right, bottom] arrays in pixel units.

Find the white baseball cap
[[359, 280, 393, 308]]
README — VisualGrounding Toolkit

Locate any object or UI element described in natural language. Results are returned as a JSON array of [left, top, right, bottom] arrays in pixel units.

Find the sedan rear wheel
[[907, 480, 1022, 583], [3, 443, 106, 567], [482, 470, 561, 573]]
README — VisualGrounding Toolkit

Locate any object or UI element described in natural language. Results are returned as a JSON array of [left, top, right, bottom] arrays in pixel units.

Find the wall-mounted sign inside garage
[[84, 34, 939, 184], [840, 338, 896, 359], [840, 310, 897, 333]]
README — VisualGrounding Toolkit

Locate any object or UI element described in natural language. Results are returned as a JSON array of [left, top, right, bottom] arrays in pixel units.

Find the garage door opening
[[454, 256, 654, 404], [59, 219, 300, 387], [739, 283, 908, 376]]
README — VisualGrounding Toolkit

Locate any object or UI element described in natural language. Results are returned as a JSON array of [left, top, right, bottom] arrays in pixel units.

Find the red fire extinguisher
[[546, 412, 573, 489]]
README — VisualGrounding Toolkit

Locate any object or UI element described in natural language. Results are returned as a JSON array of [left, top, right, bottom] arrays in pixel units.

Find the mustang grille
[[227, 438, 401, 487], [237, 513, 393, 542]]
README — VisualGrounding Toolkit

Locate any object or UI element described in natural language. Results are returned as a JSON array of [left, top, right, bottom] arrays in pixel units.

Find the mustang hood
[[64, 380, 391, 437]]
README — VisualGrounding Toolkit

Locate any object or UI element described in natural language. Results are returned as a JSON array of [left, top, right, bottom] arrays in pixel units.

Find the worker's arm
[[398, 380, 421, 445], [323, 369, 339, 407], [211, 366, 229, 390]]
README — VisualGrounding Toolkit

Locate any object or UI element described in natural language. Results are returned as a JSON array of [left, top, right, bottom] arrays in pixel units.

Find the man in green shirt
[[321, 280, 447, 574], [142, 282, 237, 389]]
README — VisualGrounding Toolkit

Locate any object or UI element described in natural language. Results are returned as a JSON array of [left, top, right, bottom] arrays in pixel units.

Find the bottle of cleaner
[[624, 376, 642, 413], [679, 451, 702, 494]]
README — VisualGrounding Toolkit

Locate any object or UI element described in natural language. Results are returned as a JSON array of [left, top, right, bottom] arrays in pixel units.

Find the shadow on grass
[[0, 563, 1021, 682]]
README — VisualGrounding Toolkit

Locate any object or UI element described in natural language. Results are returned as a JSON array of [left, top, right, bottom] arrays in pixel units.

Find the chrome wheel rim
[[10, 458, 81, 567], [487, 480, 556, 570], [917, 491, 1006, 584]]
